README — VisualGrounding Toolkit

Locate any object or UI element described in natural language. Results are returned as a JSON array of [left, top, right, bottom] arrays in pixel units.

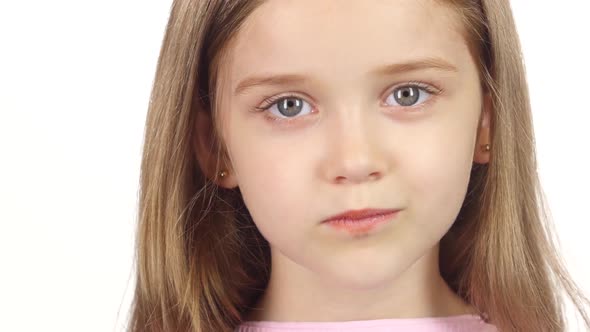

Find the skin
[[196, 0, 491, 322]]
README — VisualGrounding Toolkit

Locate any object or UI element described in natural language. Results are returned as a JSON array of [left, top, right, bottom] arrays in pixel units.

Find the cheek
[[404, 114, 478, 236], [226, 126, 312, 245]]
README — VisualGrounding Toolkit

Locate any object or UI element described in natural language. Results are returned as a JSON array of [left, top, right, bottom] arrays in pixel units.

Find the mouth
[[321, 208, 401, 235], [322, 208, 401, 223]]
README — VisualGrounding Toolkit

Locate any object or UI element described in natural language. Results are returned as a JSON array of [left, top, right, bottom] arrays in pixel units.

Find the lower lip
[[323, 211, 399, 236]]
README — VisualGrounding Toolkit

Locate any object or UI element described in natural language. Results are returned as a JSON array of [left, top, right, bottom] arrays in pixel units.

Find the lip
[[322, 208, 401, 223], [321, 208, 401, 236]]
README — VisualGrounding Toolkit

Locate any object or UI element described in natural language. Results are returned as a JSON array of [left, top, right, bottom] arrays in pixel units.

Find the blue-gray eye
[[263, 96, 313, 119], [276, 97, 304, 117], [385, 84, 436, 108], [393, 86, 420, 106]]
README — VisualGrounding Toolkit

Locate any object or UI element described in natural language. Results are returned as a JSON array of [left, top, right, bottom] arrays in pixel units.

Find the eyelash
[[253, 81, 443, 125]]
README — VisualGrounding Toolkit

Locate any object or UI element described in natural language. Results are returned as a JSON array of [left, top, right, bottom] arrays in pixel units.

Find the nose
[[320, 111, 388, 185]]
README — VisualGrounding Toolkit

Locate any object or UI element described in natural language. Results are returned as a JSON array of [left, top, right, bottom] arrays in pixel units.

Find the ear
[[473, 93, 492, 164], [193, 110, 238, 188]]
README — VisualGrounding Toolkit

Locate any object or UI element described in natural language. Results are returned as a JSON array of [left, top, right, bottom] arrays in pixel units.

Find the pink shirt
[[235, 314, 497, 332]]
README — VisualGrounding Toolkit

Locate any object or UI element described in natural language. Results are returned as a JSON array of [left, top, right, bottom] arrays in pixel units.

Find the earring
[[482, 144, 490, 152], [219, 170, 228, 178]]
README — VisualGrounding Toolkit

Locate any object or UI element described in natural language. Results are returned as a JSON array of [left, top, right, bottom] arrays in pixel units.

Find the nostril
[[335, 176, 347, 184], [334, 172, 381, 184], [368, 172, 381, 180]]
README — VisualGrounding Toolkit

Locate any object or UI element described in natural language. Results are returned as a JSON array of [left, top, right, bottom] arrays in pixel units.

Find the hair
[[128, 0, 590, 331]]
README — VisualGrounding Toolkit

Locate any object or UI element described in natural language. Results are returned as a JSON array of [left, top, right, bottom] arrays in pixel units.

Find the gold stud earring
[[219, 170, 228, 178], [483, 144, 490, 152]]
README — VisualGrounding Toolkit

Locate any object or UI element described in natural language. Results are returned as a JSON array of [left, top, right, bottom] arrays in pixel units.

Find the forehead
[[226, 0, 470, 90]]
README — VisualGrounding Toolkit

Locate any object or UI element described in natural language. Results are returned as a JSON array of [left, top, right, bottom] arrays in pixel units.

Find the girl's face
[[214, 0, 490, 291]]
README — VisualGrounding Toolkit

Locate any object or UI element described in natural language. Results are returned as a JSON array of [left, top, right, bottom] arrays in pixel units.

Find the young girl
[[128, 0, 590, 331]]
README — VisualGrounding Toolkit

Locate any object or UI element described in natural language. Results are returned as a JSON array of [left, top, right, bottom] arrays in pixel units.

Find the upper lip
[[322, 208, 401, 223]]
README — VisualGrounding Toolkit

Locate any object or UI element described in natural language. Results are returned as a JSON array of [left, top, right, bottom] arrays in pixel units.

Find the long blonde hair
[[129, 0, 590, 331]]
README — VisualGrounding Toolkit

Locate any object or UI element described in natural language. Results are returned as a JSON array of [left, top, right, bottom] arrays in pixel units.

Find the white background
[[0, 1, 588, 331]]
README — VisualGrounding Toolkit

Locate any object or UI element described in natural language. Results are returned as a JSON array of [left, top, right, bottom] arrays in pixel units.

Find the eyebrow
[[233, 57, 458, 96]]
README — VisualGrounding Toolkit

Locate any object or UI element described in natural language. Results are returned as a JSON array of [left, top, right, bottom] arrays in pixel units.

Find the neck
[[245, 244, 476, 322]]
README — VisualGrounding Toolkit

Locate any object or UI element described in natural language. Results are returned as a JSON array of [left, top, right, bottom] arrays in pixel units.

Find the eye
[[259, 95, 314, 119], [384, 84, 435, 108]]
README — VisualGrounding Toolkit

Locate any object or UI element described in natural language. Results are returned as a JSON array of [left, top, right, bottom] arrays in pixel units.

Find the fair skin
[[197, 0, 491, 322]]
